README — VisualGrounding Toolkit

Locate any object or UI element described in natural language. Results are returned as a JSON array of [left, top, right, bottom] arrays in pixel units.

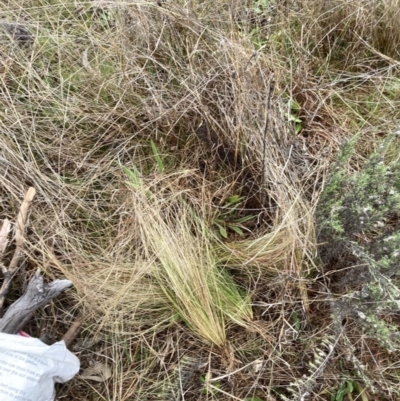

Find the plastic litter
[[0, 332, 80, 401]]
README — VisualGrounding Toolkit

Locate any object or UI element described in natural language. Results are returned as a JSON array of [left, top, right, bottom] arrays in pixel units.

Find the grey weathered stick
[[0, 270, 72, 334], [0, 187, 36, 310], [14, 311, 34, 333]]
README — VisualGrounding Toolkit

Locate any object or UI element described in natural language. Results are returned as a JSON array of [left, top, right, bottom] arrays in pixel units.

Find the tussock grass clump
[[124, 174, 253, 346]]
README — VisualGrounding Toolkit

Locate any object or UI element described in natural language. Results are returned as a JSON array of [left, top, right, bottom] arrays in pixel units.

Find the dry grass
[[1, 0, 400, 400]]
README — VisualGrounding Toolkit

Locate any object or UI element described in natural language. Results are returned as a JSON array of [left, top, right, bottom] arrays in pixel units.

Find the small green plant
[[288, 99, 303, 134], [331, 380, 364, 401], [290, 311, 301, 332], [214, 195, 255, 239], [121, 140, 165, 191], [249, 26, 268, 51], [252, 0, 275, 15], [98, 8, 118, 29], [121, 165, 143, 190], [200, 372, 221, 396], [150, 140, 165, 173]]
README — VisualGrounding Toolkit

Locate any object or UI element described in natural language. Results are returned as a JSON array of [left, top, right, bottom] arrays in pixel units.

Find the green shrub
[[317, 132, 400, 350]]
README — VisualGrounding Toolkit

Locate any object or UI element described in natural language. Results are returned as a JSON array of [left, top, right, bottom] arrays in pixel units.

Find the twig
[[0, 187, 36, 311], [63, 313, 84, 348], [261, 79, 274, 206], [0, 218, 11, 255]]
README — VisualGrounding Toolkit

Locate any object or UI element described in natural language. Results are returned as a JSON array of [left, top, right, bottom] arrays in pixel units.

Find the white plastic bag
[[0, 332, 80, 401]]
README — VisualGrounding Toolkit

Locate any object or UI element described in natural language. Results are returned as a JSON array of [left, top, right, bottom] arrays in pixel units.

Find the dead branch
[[0, 270, 72, 334], [0, 187, 36, 310]]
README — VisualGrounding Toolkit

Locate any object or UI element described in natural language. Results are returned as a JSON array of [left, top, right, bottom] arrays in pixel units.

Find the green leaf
[[223, 202, 241, 214], [122, 165, 142, 189], [289, 114, 302, 123], [230, 225, 245, 236], [346, 380, 354, 393], [333, 381, 353, 401], [216, 223, 228, 239], [289, 99, 301, 111], [150, 140, 164, 173], [295, 123, 303, 134], [244, 397, 264, 401], [290, 311, 300, 331], [227, 195, 242, 204], [354, 383, 369, 401], [234, 215, 255, 224]]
